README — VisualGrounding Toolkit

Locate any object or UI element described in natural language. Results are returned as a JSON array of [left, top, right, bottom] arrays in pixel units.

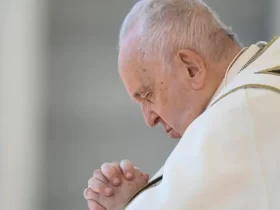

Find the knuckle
[[120, 159, 133, 169], [111, 161, 119, 165], [88, 179, 104, 192], [89, 180, 113, 196], [111, 162, 122, 174], [93, 170, 108, 183], [121, 159, 133, 165], [121, 160, 135, 180], [94, 182, 105, 192], [83, 188, 88, 199], [84, 188, 98, 200], [134, 168, 142, 175], [120, 160, 134, 173], [101, 162, 110, 168], [88, 177, 93, 186], [101, 164, 116, 178], [101, 162, 121, 186], [107, 166, 116, 174], [93, 169, 102, 177]]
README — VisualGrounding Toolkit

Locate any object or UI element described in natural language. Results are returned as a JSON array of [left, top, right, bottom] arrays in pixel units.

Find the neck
[[217, 44, 243, 73], [202, 43, 242, 110], [209, 43, 242, 84]]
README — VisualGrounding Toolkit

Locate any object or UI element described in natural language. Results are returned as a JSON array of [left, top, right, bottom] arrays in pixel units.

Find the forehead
[[118, 47, 155, 98]]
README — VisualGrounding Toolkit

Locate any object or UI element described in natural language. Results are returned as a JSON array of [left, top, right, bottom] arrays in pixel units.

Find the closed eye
[[132, 94, 145, 104], [133, 89, 154, 103], [144, 92, 153, 103]]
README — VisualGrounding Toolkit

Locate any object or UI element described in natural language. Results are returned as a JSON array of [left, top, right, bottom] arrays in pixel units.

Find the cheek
[[159, 84, 181, 108], [157, 85, 169, 106], [161, 85, 190, 119], [155, 85, 177, 119], [156, 80, 188, 118]]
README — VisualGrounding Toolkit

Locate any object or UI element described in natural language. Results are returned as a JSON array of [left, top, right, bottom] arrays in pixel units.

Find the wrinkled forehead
[[118, 50, 155, 98], [119, 62, 153, 98]]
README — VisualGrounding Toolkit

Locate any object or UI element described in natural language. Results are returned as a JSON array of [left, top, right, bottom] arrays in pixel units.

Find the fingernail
[[84, 188, 90, 197], [126, 172, 133, 179], [105, 188, 113, 195], [113, 178, 120, 185]]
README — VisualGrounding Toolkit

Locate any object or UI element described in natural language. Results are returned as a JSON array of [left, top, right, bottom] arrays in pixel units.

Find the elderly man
[[84, 0, 280, 209]]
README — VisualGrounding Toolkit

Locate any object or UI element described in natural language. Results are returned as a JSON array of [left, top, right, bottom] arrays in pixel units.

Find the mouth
[[165, 128, 172, 133], [164, 127, 182, 139]]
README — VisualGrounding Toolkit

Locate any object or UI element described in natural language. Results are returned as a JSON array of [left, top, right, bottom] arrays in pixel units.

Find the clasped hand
[[84, 160, 149, 210]]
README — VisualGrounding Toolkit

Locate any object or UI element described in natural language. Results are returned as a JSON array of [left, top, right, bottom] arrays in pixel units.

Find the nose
[[141, 104, 159, 127]]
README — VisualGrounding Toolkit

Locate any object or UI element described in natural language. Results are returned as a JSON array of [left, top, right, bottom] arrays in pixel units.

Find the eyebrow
[[133, 85, 152, 99], [133, 92, 141, 98]]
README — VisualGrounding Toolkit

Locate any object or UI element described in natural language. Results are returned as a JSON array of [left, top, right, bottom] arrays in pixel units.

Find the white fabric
[[209, 43, 262, 104], [126, 37, 280, 210]]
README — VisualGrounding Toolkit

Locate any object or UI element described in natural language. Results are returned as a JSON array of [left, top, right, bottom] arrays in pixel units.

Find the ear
[[177, 49, 207, 90]]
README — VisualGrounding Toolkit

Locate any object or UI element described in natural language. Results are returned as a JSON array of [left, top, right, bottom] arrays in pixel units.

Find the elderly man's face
[[118, 42, 209, 139]]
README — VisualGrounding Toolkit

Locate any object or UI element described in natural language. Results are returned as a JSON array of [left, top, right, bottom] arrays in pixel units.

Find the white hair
[[119, 0, 241, 62]]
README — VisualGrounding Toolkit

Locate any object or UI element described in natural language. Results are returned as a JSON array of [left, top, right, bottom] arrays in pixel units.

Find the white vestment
[[126, 36, 280, 210]]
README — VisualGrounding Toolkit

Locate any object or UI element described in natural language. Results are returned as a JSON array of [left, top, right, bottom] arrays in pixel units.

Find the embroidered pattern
[[255, 66, 280, 76], [210, 36, 280, 107], [239, 36, 279, 72], [210, 84, 280, 107]]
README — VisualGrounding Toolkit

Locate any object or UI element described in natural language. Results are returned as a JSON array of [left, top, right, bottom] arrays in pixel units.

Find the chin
[[168, 130, 182, 139]]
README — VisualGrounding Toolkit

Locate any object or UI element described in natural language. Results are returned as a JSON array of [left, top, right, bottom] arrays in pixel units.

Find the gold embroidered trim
[[210, 84, 280, 107], [255, 66, 280, 76], [239, 36, 279, 72], [210, 37, 280, 107]]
